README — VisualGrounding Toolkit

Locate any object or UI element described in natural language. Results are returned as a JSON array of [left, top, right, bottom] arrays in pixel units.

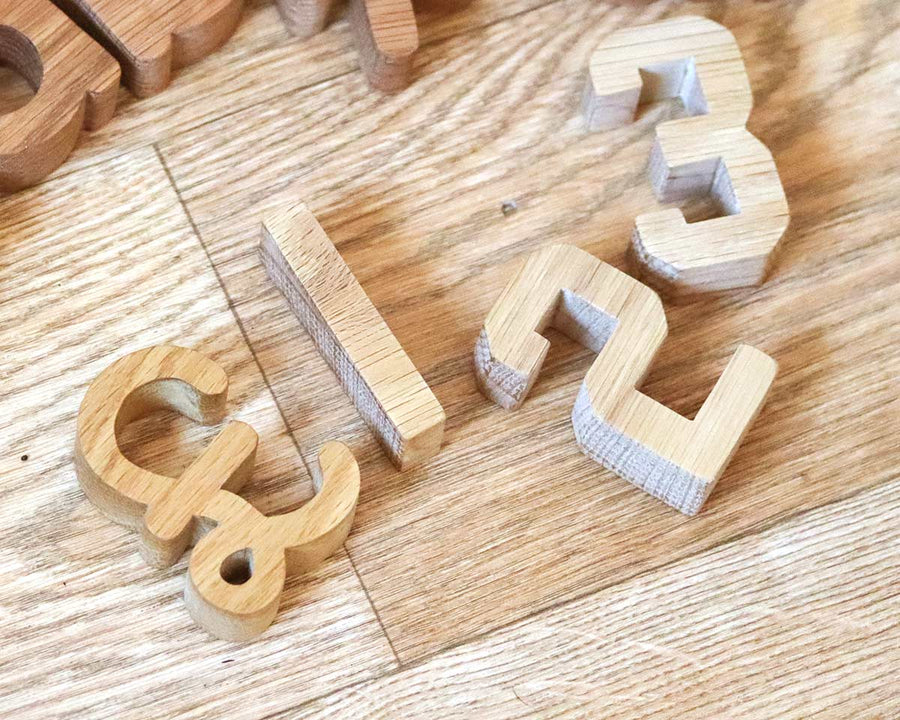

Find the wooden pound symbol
[[75, 345, 359, 640]]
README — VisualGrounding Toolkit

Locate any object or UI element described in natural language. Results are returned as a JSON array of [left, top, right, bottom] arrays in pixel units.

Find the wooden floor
[[1, 0, 898, 717]]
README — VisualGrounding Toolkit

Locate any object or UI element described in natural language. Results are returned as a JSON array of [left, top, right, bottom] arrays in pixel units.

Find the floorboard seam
[[153, 142, 402, 667], [259, 471, 900, 718]]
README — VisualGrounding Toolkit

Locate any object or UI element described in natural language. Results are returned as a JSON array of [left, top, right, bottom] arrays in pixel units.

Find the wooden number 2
[[584, 16, 790, 295], [475, 244, 776, 515], [75, 345, 360, 640]]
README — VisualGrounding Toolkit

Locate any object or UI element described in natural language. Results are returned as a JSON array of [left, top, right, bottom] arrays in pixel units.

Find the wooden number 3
[[475, 244, 777, 515], [74, 346, 360, 640], [584, 16, 790, 295]]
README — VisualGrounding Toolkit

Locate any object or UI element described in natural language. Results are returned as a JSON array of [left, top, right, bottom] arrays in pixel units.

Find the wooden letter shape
[[584, 16, 790, 294], [75, 346, 360, 640], [475, 244, 776, 515], [260, 203, 445, 470], [0, 0, 119, 192], [53, 0, 244, 97], [277, 0, 471, 89]]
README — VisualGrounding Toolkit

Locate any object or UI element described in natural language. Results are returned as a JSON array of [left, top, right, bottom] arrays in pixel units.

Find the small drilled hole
[[0, 26, 43, 115], [219, 548, 253, 585], [0, 65, 34, 114]]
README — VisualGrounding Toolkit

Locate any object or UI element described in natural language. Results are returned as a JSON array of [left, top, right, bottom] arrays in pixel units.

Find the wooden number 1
[[260, 203, 446, 470], [584, 16, 790, 295], [475, 244, 776, 515]]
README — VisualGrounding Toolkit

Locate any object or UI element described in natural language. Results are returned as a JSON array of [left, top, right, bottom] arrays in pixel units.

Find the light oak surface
[[261, 204, 445, 469], [284, 478, 900, 718], [584, 15, 790, 294], [1, 0, 898, 717]]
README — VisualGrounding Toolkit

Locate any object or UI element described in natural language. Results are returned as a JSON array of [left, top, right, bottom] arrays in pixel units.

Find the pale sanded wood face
[[75, 345, 361, 640], [585, 16, 790, 296], [0, 0, 119, 191]]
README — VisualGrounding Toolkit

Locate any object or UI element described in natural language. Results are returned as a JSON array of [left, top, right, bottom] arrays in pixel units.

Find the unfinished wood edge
[[624, 238, 736, 304], [629, 132, 791, 294], [474, 244, 593, 411], [348, 0, 419, 93], [474, 328, 542, 410], [276, 0, 339, 38], [258, 226, 408, 464], [259, 208, 444, 470], [629, 215, 784, 296], [575, 344, 778, 515], [572, 383, 717, 515], [582, 72, 641, 132]]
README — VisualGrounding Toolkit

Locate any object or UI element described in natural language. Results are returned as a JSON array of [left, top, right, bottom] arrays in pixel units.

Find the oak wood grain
[[52, 0, 244, 97], [0, 0, 897, 715], [0, 0, 119, 191], [29, 0, 555, 185], [260, 204, 445, 469], [0, 147, 394, 719], [283, 478, 900, 718], [160, 0, 900, 662]]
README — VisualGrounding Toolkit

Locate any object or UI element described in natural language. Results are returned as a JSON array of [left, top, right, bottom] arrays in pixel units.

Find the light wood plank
[[159, 0, 900, 662], [285, 478, 900, 718], [0, 147, 394, 719]]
